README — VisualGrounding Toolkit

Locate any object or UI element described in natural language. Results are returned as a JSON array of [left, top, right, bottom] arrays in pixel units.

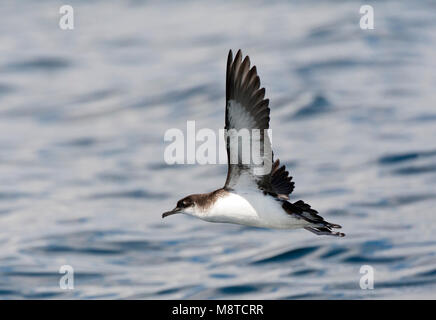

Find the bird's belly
[[204, 192, 308, 229]]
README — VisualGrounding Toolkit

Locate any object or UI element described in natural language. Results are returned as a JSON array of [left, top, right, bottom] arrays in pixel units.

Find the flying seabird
[[163, 50, 344, 237]]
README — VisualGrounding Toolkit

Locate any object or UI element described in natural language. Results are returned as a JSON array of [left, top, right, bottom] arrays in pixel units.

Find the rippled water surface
[[1, 0, 436, 299]]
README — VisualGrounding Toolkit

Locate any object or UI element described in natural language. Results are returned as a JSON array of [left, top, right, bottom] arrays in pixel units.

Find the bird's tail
[[282, 200, 345, 237]]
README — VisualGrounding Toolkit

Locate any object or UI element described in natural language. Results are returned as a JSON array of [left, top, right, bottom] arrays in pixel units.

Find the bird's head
[[162, 195, 197, 218]]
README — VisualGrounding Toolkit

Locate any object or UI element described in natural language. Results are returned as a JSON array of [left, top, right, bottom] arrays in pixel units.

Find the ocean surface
[[1, 0, 436, 299]]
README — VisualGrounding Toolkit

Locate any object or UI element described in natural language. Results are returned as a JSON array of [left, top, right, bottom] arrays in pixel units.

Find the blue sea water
[[0, 0, 436, 299]]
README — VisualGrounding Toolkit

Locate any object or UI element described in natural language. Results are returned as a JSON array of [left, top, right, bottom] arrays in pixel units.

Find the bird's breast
[[203, 191, 293, 228]]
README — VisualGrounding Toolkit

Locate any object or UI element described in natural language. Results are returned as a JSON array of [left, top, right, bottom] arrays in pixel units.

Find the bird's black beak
[[162, 207, 181, 218]]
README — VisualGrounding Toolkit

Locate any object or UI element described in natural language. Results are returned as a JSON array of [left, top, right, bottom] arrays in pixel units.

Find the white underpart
[[195, 191, 310, 229]]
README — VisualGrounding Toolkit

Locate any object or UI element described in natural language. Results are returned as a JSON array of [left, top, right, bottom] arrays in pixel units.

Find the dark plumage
[[224, 49, 344, 237]]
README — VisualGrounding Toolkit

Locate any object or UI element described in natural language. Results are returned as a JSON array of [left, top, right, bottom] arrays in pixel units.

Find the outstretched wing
[[224, 49, 272, 191]]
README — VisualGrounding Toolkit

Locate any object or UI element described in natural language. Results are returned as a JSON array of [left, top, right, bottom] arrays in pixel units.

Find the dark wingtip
[[234, 49, 242, 63]]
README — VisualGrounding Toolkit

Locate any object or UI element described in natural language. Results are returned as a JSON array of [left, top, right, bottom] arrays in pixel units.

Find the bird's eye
[[177, 199, 189, 208]]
